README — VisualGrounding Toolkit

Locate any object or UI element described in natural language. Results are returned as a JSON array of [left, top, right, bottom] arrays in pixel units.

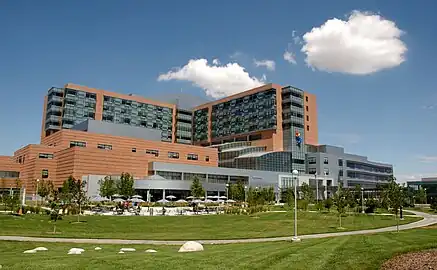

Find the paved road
[[0, 210, 435, 245]]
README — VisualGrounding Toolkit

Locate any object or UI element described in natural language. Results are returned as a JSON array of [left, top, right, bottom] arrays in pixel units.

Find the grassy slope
[[1, 228, 437, 270], [0, 212, 420, 240]]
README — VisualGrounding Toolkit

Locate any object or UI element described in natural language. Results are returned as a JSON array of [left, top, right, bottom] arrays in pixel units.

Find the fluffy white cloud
[[157, 59, 265, 98], [253, 59, 276, 71], [283, 51, 297, 64], [301, 11, 407, 75]]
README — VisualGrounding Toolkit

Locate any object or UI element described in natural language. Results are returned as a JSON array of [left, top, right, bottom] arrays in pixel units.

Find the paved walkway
[[0, 210, 435, 245]]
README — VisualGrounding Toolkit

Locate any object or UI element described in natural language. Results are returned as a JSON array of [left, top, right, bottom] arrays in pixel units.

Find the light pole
[[226, 183, 230, 200], [361, 187, 365, 214], [244, 185, 248, 205], [36, 179, 40, 207], [314, 173, 318, 203], [292, 170, 300, 242]]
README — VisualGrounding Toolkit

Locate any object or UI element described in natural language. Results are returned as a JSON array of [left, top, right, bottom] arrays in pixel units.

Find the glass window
[[187, 153, 199, 160], [97, 144, 112, 150], [324, 157, 329, 164], [0, 171, 20, 178], [38, 153, 54, 159], [132, 148, 137, 152], [324, 168, 330, 175], [70, 141, 86, 148], [41, 169, 49, 178], [339, 169, 343, 176], [168, 152, 179, 159], [338, 159, 343, 166], [308, 168, 317, 174], [308, 157, 316, 164], [146, 149, 159, 157], [205, 156, 210, 162]]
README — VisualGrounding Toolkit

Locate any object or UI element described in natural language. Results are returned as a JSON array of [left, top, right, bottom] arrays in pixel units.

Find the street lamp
[[244, 185, 248, 204], [292, 170, 300, 242], [361, 187, 365, 214], [225, 183, 230, 199]]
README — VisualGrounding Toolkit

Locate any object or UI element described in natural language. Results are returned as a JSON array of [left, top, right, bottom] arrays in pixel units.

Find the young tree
[[324, 198, 333, 212], [72, 179, 88, 222], [190, 176, 205, 198], [98, 176, 117, 199], [229, 181, 245, 201], [37, 180, 54, 203], [417, 186, 427, 204], [282, 187, 295, 208], [333, 183, 347, 228], [264, 186, 275, 204], [384, 177, 404, 232], [60, 176, 76, 206], [116, 172, 135, 198], [300, 182, 314, 204]]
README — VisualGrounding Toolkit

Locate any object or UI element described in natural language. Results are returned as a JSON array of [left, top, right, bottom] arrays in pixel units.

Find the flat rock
[[120, 248, 136, 252], [145, 249, 157, 253], [178, 241, 204, 253], [33, 247, 48, 251], [118, 251, 125, 254], [94, 247, 102, 250], [23, 250, 37, 254], [69, 248, 85, 253]]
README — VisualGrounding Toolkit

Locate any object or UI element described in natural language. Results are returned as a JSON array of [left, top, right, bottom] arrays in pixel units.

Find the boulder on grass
[[23, 250, 37, 254], [118, 251, 125, 254], [178, 241, 204, 253], [145, 249, 157, 253], [120, 248, 136, 252], [33, 247, 48, 251], [68, 248, 84, 255], [94, 247, 102, 250]]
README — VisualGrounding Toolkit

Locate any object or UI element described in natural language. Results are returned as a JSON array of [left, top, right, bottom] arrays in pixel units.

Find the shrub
[[324, 198, 333, 211], [298, 200, 309, 211], [34, 207, 41, 214], [365, 198, 379, 213], [430, 200, 437, 212], [315, 201, 324, 211]]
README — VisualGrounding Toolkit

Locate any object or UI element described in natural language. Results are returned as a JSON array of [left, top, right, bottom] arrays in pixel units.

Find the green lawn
[[1, 227, 437, 269], [0, 212, 420, 240]]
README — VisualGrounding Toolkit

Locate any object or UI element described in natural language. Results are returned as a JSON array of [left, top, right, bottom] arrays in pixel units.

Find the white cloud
[[157, 58, 265, 98], [396, 173, 437, 184], [417, 155, 437, 163], [291, 30, 302, 45], [253, 59, 276, 71], [212, 59, 220, 65], [301, 10, 407, 75], [229, 51, 243, 59], [283, 51, 297, 65]]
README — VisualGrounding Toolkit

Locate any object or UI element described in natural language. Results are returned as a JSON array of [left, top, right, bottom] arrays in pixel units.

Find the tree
[[60, 176, 76, 206], [383, 177, 404, 232], [324, 198, 333, 212], [190, 176, 205, 198], [417, 186, 427, 204], [37, 180, 54, 203], [345, 188, 357, 212], [282, 187, 295, 208], [116, 172, 135, 198], [333, 183, 347, 228], [98, 176, 117, 199], [72, 178, 88, 222], [229, 181, 245, 201], [263, 186, 275, 204], [300, 182, 314, 204]]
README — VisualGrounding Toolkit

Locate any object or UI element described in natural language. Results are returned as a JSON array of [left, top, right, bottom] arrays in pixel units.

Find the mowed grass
[[0, 212, 420, 240], [1, 228, 437, 270]]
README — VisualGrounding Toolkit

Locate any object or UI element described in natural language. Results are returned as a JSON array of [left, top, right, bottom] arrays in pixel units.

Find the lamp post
[[36, 179, 40, 207], [292, 170, 300, 242], [244, 185, 248, 205], [361, 187, 365, 214], [226, 183, 230, 200], [314, 173, 318, 203]]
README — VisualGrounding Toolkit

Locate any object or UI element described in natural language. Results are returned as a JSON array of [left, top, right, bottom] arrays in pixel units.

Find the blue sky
[[1, 0, 436, 183]]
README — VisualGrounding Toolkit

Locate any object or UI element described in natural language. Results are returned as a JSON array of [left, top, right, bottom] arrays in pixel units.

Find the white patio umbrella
[[226, 199, 236, 203], [192, 199, 202, 204], [186, 196, 194, 199], [176, 199, 188, 203], [113, 194, 122, 197], [113, 198, 125, 202], [157, 199, 169, 204], [207, 195, 218, 199], [166, 195, 176, 200], [216, 199, 224, 203], [219, 196, 227, 199], [132, 195, 142, 199], [203, 199, 214, 203], [130, 198, 145, 203]]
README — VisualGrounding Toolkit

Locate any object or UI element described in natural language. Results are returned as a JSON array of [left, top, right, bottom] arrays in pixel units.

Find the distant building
[[407, 177, 437, 202], [306, 144, 393, 189]]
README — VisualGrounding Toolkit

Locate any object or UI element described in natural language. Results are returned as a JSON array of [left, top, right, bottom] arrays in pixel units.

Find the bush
[[298, 200, 309, 211], [324, 198, 333, 211], [430, 200, 437, 212], [365, 198, 379, 213], [34, 207, 41, 214], [315, 201, 324, 211]]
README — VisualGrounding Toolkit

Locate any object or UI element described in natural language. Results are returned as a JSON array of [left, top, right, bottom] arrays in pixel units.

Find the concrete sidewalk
[[0, 210, 435, 245]]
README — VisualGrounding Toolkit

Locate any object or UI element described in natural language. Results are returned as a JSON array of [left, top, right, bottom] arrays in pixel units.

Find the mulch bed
[[381, 249, 437, 270]]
